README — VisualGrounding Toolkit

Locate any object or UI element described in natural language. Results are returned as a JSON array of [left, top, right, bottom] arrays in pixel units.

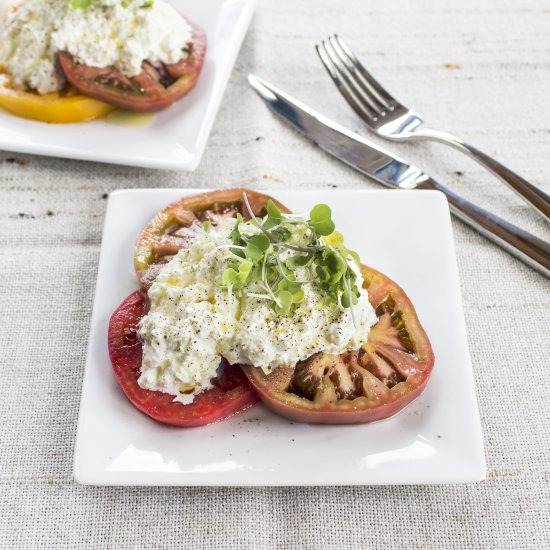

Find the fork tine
[[322, 39, 385, 117], [327, 35, 389, 113], [332, 35, 397, 108], [316, 42, 380, 122]]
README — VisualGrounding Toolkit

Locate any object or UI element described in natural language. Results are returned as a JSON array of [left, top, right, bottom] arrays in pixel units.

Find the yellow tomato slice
[[0, 74, 115, 123]]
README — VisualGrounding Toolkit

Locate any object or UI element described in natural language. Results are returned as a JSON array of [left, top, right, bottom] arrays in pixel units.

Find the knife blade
[[249, 74, 550, 279]]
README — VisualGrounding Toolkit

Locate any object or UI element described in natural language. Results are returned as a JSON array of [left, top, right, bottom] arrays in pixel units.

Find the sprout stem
[[246, 293, 273, 300], [273, 242, 318, 253], [217, 244, 246, 250], [346, 275, 357, 330], [242, 192, 275, 242]]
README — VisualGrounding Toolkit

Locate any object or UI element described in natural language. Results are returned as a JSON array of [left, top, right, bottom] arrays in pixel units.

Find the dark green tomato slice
[[242, 265, 435, 425], [133, 188, 290, 289]]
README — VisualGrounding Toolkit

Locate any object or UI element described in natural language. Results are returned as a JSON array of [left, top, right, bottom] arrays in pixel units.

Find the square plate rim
[[74, 188, 486, 486]]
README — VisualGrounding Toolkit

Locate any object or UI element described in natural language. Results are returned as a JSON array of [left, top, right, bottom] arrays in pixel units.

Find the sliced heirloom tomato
[[0, 74, 115, 123], [242, 265, 434, 424], [58, 19, 207, 112], [134, 188, 290, 288], [108, 291, 259, 427]]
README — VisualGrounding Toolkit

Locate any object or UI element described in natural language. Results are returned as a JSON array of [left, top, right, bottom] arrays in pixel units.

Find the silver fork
[[316, 35, 550, 222]]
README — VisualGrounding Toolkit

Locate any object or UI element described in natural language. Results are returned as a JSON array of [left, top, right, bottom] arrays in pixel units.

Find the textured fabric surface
[[1, 0, 549, 548]]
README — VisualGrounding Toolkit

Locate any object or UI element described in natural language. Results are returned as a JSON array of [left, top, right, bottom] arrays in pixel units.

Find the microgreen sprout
[[220, 193, 362, 319], [66, 0, 154, 10]]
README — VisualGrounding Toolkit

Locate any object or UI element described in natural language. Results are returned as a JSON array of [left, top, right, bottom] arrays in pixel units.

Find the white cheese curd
[[138, 218, 378, 404], [1, 0, 192, 94]]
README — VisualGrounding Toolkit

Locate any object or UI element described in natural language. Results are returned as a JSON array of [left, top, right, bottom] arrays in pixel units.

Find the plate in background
[[0, 0, 256, 170], [74, 188, 486, 485]]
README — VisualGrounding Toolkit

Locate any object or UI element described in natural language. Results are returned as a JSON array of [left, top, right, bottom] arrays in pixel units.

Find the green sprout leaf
[[316, 264, 331, 284], [322, 290, 338, 306], [262, 199, 282, 230], [274, 290, 293, 316], [271, 226, 291, 242], [341, 287, 358, 308], [310, 204, 335, 236], [321, 249, 347, 284], [323, 230, 344, 248], [222, 261, 253, 292], [229, 213, 243, 243], [267, 199, 282, 220], [348, 250, 361, 269], [278, 278, 302, 295], [221, 268, 238, 288], [249, 263, 263, 285], [203, 220, 212, 233], [291, 287, 304, 304], [286, 253, 311, 270], [237, 260, 253, 281], [245, 233, 271, 261], [66, 0, 93, 9]]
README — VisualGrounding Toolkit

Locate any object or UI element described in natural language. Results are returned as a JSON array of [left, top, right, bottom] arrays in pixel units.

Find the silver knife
[[249, 74, 550, 279]]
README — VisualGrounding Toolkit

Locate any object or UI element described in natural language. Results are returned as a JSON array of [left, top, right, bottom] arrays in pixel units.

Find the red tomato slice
[[58, 18, 206, 112], [242, 265, 435, 424], [108, 291, 259, 427]]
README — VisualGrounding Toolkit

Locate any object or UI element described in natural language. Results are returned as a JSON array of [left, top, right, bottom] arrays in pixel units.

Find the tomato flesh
[[134, 188, 290, 288], [108, 291, 259, 427], [242, 265, 435, 424], [58, 19, 207, 112]]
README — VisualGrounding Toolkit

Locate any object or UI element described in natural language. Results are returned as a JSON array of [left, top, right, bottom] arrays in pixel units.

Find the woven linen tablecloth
[[1, 0, 549, 547]]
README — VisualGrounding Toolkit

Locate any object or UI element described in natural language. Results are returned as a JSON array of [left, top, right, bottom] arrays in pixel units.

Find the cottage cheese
[[1, 0, 192, 94], [138, 219, 378, 404]]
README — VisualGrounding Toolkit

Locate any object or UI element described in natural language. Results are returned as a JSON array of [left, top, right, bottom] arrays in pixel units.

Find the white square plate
[[0, 0, 255, 170], [75, 189, 486, 485]]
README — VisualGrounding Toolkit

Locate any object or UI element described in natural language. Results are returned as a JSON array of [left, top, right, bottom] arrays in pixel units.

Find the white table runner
[[0, 0, 548, 547]]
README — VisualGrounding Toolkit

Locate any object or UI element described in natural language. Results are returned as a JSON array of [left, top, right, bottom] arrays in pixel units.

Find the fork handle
[[417, 176, 550, 278], [416, 128, 550, 221]]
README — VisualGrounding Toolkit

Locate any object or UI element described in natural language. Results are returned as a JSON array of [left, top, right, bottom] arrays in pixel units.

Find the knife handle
[[418, 177, 550, 278]]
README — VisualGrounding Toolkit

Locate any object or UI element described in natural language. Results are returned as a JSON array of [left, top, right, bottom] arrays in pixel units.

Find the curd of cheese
[[138, 218, 378, 404], [1, 0, 192, 94]]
